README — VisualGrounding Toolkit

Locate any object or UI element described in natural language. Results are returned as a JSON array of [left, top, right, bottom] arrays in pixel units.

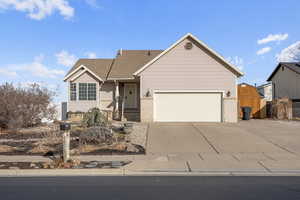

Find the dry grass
[[28, 145, 56, 154], [0, 145, 16, 153], [79, 144, 107, 153]]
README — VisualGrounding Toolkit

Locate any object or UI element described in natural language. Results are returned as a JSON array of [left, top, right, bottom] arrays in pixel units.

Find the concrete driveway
[[147, 120, 300, 155]]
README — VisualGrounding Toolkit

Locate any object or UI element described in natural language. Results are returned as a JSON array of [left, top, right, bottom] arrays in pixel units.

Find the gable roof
[[107, 50, 163, 79], [133, 33, 244, 77], [64, 59, 113, 81], [267, 62, 300, 81]]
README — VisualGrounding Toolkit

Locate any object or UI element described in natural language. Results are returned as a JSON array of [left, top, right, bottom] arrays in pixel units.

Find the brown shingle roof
[[65, 59, 114, 81], [64, 50, 163, 81], [107, 50, 163, 79]]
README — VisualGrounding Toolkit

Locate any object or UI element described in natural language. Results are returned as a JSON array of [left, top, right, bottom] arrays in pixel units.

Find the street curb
[[2, 169, 300, 177], [0, 169, 124, 177]]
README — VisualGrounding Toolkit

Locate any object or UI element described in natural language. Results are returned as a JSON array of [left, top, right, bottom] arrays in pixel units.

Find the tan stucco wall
[[140, 98, 153, 122], [223, 98, 238, 123], [99, 82, 114, 111], [272, 67, 300, 99]]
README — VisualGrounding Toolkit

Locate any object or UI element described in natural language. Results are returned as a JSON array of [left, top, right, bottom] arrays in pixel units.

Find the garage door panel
[[154, 92, 222, 122]]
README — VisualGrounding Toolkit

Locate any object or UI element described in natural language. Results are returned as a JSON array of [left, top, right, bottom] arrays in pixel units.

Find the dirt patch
[[0, 145, 16, 153]]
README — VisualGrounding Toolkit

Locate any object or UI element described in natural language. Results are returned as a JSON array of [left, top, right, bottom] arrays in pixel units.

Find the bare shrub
[[272, 97, 293, 120], [79, 126, 113, 145], [30, 130, 63, 154], [0, 83, 56, 129]]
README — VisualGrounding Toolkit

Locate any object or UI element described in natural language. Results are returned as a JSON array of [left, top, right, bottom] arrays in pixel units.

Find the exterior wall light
[[145, 89, 151, 97], [226, 91, 231, 97]]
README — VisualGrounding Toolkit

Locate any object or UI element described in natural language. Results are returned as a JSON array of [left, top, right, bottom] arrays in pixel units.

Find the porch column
[[115, 80, 120, 118]]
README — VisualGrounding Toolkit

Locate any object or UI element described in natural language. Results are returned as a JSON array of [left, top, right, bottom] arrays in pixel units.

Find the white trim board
[[133, 33, 244, 77], [64, 65, 104, 82], [153, 90, 224, 122], [153, 89, 225, 97]]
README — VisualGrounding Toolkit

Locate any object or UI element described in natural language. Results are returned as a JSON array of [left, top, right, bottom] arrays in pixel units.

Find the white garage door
[[154, 91, 222, 122]]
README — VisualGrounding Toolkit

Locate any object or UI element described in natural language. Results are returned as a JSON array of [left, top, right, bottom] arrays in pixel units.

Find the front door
[[124, 83, 137, 108]]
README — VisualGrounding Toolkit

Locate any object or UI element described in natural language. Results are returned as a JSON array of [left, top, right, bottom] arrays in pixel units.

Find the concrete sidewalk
[[1, 153, 300, 176]]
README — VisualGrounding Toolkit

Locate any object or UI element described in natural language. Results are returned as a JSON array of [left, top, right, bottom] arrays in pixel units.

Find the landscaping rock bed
[[0, 160, 131, 169], [0, 122, 148, 155]]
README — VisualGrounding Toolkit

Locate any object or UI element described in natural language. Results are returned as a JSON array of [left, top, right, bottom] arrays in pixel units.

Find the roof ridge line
[[105, 59, 116, 81]]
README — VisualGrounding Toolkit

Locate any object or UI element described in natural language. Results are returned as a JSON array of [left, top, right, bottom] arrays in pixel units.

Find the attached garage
[[153, 91, 223, 122]]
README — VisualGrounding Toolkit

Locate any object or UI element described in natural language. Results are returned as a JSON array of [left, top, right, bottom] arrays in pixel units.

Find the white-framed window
[[79, 83, 87, 100], [70, 83, 76, 101], [88, 83, 96, 100], [78, 83, 97, 101]]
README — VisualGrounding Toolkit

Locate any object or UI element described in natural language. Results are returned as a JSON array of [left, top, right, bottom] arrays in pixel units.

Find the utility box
[[61, 102, 67, 121]]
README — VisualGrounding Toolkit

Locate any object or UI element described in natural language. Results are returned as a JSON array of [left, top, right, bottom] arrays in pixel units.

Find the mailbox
[[60, 123, 71, 131]]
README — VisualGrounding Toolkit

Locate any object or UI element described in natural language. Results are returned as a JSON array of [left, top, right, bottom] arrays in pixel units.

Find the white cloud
[[226, 56, 244, 70], [0, 0, 74, 20], [85, 52, 97, 58], [13, 55, 65, 78], [257, 33, 288, 45], [85, 0, 100, 8], [256, 47, 271, 55], [55, 50, 77, 67], [0, 68, 18, 77], [276, 41, 300, 62]]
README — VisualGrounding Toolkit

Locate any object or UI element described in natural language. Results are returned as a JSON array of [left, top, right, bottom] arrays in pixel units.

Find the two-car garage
[[153, 91, 223, 122]]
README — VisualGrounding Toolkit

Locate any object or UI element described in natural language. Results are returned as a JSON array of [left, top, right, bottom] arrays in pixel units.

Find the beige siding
[[272, 67, 300, 99], [139, 37, 238, 122], [140, 38, 237, 98], [67, 72, 100, 112]]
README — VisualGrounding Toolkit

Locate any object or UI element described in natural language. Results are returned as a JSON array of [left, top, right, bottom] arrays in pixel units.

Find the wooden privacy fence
[[271, 97, 293, 120], [238, 83, 266, 119]]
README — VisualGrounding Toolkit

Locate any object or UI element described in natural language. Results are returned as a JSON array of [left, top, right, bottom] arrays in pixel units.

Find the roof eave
[[63, 64, 104, 82], [267, 63, 282, 81], [133, 33, 244, 77]]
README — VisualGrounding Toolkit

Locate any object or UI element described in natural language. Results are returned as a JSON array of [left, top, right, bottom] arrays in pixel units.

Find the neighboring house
[[267, 62, 300, 118], [64, 33, 244, 122], [257, 82, 272, 102]]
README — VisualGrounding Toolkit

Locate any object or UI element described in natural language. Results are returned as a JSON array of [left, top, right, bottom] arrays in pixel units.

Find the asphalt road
[[1, 176, 300, 200]]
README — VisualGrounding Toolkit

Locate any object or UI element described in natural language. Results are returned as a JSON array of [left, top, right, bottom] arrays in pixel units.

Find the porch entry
[[124, 83, 137, 108]]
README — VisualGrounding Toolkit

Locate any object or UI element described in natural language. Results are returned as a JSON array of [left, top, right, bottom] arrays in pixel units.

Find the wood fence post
[[60, 123, 71, 162]]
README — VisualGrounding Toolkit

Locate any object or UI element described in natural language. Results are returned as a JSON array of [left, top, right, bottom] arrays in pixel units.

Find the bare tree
[[0, 83, 56, 129]]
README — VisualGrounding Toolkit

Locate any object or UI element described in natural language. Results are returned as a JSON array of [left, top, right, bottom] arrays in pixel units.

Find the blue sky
[[0, 0, 300, 102]]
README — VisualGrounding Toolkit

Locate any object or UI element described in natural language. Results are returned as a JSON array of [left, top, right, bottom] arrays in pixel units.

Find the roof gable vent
[[184, 42, 193, 50]]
